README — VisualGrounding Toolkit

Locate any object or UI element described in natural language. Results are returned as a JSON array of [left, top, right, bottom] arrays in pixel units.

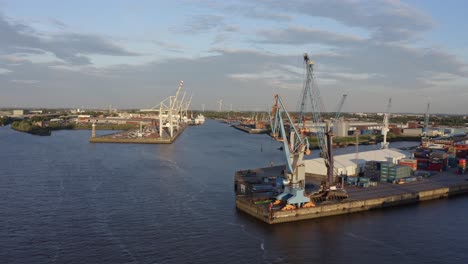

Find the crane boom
[[331, 94, 348, 134], [302, 54, 332, 179], [304, 55, 327, 155], [297, 67, 309, 132]]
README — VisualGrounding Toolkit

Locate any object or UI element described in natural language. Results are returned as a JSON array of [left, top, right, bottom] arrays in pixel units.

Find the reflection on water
[[0, 121, 467, 264]]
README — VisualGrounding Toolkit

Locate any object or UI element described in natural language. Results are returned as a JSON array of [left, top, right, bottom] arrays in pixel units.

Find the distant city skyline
[[1, 0, 467, 114]]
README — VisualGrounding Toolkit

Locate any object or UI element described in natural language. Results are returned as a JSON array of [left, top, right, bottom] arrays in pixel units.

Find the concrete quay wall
[[236, 182, 468, 224]]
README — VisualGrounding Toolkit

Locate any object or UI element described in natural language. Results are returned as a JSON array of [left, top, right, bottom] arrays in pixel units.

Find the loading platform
[[89, 124, 187, 144], [234, 166, 468, 224], [232, 125, 268, 134]]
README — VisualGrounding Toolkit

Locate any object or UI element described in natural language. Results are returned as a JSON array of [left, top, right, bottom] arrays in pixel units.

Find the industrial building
[[12, 110, 24, 116], [403, 128, 439, 136], [303, 148, 410, 177], [299, 120, 382, 136]]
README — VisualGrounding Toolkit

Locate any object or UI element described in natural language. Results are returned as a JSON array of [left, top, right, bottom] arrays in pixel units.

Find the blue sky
[[0, 0, 467, 114]]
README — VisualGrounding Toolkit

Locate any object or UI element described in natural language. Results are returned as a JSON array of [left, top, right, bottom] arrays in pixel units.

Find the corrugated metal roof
[[304, 148, 410, 176]]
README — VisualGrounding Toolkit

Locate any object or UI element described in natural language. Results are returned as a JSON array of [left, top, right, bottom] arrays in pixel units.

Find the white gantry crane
[[381, 98, 392, 149], [217, 99, 223, 112], [422, 101, 430, 139], [158, 80, 184, 138], [183, 93, 193, 120]]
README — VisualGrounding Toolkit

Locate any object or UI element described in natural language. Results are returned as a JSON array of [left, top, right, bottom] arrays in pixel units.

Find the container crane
[[271, 95, 312, 207], [158, 80, 184, 137], [300, 54, 347, 200], [183, 93, 193, 119], [381, 98, 392, 149]]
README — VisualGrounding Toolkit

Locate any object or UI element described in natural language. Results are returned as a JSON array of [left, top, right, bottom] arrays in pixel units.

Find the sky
[[0, 0, 467, 114]]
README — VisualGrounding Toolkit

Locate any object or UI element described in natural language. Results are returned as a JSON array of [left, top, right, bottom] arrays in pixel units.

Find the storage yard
[[235, 163, 468, 224], [234, 54, 468, 224]]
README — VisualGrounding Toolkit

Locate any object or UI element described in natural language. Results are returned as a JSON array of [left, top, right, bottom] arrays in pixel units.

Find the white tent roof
[[303, 148, 411, 176]]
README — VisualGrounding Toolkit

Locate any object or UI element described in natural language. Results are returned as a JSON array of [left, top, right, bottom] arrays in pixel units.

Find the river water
[[1, 120, 467, 264]]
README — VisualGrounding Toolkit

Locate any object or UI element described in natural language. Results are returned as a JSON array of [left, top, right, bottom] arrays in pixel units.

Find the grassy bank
[[11, 121, 51, 136], [0, 117, 13, 126]]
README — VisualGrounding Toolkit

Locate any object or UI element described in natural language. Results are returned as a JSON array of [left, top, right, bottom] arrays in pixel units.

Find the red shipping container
[[427, 163, 443, 171]]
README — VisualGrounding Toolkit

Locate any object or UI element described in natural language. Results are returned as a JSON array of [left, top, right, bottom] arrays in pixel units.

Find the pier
[[89, 123, 187, 144], [232, 124, 268, 134], [234, 166, 468, 224]]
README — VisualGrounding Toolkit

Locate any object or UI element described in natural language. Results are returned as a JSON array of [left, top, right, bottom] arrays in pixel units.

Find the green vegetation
[[48, 122, 75, 130], [206, 111, 467, 127], [9, 118, 138, 136], [11, 120, 51, 136], [306, 135, 376, 149], [72, 111, 120, 118], [0, 116, 12, 126]]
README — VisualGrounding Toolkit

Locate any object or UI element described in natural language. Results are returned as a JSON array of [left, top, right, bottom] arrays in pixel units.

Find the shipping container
[[427, 163, 444, 172], [456, 150, 467, 158]]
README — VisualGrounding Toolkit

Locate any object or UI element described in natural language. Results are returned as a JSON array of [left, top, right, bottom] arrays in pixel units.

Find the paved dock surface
[[235, 165, 468, 224], [347, 173, 468, 201]]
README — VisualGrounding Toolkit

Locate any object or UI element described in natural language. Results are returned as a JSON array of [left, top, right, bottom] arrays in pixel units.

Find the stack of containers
[[387, 165, 412, 183], [459, 159, 466, 174], [448, 154, 458, 168], [456, 149, 468, 159], [414, 149, 431, 159], [346, 176, 359, 186], [428, 152, 448, 171], [414, 149, 431, 170], [358, 177, 371, 187], [380, 162, 393, 182], [416, 158, 428, 170], [399, 159, 417, 171], [364, 161, 381, 181]]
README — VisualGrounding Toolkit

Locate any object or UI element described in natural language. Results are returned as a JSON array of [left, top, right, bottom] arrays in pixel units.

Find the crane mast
[[381, 98, 392, 149], [302, 54, 338, 187], [297, 68, 309, 133], [271, 95, 312, 206], [303, 54, 328, 161], [184, 93, 193, 118]]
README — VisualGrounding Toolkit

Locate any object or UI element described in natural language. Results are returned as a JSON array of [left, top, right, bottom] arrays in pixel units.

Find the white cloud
[[10, 79, 39, 84], [0, 67, 12, 74], [0, 13, 139, 65]]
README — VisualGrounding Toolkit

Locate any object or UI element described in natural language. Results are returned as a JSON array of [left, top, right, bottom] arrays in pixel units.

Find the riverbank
[[10, 121, 51, 136], [8, 122, 137, 135]]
